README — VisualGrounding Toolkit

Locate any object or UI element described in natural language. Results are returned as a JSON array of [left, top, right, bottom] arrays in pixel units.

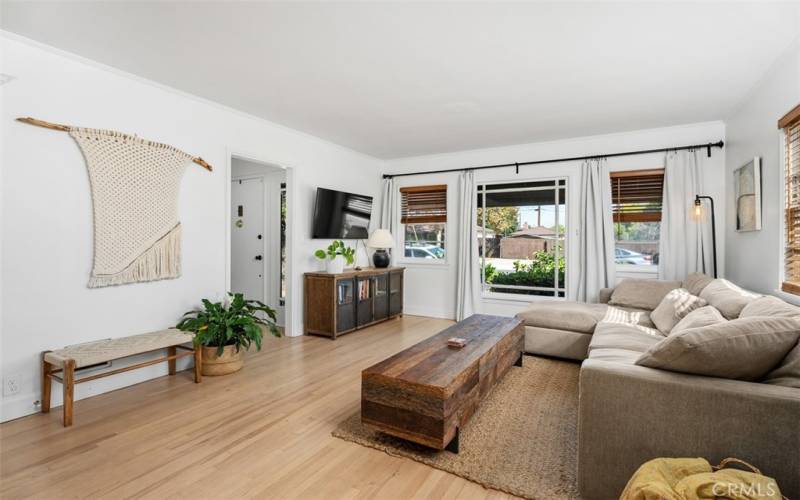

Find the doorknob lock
[[255, 255, 263, 261]]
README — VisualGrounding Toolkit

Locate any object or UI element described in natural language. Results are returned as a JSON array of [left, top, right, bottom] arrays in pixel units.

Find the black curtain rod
[[383, 140, 724, 179]]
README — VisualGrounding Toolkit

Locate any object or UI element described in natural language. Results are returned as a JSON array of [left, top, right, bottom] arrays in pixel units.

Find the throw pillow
[[609, 278, 682, 311], [650, 288, 708, 334], [740, 295, 800, 319], [762, 340, 800, 388], [670, 306, 726, 335], [698, 279, 761, 319], [635, 316, 800, 381], [682, 272, 714, 296]]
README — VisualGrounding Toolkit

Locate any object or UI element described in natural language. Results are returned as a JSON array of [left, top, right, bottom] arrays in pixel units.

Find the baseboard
[[0, 354, 192, 423], [402, 304, 455, 320], [1, 392, 41, 422]]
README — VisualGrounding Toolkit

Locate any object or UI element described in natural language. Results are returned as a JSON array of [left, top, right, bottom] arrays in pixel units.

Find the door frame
[[225, 150, 297, 336]]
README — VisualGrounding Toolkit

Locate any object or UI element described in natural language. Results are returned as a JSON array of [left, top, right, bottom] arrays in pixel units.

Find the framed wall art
[[734, 157, 762, 232]]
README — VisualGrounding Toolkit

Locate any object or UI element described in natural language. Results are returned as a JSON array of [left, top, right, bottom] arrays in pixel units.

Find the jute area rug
[[332, 356, 580, 499]]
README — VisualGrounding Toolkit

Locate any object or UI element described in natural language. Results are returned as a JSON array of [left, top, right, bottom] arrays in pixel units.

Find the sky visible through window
[[519, 205, 557, 228]]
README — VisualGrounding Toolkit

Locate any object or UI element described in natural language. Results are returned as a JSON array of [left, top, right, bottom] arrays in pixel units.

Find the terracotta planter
[[201, 345, 245, 376]]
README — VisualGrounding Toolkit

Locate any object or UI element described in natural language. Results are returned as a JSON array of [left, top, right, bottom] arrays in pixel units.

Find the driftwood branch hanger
[[16, 117, 213, 172]]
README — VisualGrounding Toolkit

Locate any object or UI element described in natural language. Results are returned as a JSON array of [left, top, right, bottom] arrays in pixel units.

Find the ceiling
[[2, 2, 798, 159]]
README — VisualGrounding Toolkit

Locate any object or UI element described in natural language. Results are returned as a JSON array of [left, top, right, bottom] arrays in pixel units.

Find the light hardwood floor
[[0, 315, 518, 499]]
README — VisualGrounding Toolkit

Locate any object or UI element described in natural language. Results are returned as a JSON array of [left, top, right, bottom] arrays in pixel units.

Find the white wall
[[724, 39, 800, 295], [0, 34, 384, 422], [385, 121, 726, 319]]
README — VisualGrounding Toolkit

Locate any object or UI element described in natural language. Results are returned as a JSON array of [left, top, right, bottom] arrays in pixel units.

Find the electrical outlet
[[4, 374, 21, 396]]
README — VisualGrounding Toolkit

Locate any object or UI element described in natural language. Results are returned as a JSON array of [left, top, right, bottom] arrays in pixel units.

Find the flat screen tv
[[312, 187, 373, 239]]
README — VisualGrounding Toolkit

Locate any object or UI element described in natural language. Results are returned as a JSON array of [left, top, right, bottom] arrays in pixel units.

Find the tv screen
[[312, 187, 373, 239]]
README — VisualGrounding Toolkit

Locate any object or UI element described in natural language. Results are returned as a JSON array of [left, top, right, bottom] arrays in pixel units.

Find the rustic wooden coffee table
[[361, 314, 524, 453]]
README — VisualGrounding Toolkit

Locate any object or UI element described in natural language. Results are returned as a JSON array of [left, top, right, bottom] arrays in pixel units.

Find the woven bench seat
[[42, 328, 201, 427], [44, 329, 194, 368]]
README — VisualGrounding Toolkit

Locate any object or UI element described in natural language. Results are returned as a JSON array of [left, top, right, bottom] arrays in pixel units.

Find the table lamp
[[367, 229, 394, 268]]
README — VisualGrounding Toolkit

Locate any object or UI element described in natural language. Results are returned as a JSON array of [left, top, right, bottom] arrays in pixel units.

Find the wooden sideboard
[[304, 267, 404, 339]]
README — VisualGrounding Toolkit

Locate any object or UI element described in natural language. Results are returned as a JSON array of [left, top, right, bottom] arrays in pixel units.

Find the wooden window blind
[[610, 169, 665, 223], [781, 104, 800, 295], [400, 185, 447, 224]]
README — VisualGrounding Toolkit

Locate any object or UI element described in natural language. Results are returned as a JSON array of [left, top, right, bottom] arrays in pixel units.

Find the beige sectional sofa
[[515, 274, 800, 499]]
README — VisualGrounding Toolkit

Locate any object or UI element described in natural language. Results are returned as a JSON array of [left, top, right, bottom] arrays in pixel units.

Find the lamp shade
[[367, 229, 394, 249]]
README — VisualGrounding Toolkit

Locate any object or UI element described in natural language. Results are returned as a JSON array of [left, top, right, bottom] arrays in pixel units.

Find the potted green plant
[[176, 293, 281, 376], [315, 240, 355, 274]]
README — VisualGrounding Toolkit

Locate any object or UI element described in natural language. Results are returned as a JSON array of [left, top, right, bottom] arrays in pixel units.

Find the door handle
[[255, 255, 263, 261]]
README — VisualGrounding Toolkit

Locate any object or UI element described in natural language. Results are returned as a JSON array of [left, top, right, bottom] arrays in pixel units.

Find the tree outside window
[[477, 180, 566, 297]]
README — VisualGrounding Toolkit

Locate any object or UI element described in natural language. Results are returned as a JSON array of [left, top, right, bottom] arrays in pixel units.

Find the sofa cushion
[[650, 288, 708, 334], [635, 316, 800, 381], [699, 279, 761, 319], [587, 347, 641, 364], [762, 340, 800, 388], [609, 278, 682, 311], [601, 306, 657, 330], [523, 326, 591, 361], [589, 321, 663, 354], [682, 272, 714, 296], [740, 295, 800, 319], [670, 306, 726, 335], [516, 301, 608, 334]]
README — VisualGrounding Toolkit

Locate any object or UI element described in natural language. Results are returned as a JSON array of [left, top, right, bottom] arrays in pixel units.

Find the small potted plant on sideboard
[[176, 293, 281, 376], [314, 240, 355, 274]]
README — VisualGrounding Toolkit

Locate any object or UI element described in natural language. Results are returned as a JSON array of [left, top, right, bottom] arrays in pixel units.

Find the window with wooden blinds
[[610, 169, 665, 223], [781, 104, 800, 295], [400, 185, 447, 224]]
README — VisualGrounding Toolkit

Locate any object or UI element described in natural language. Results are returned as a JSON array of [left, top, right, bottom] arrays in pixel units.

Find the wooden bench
[[41, 329, 201, 426]]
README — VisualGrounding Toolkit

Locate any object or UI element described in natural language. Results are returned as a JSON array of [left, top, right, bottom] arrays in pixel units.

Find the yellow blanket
[[620, 458, 782, 500]]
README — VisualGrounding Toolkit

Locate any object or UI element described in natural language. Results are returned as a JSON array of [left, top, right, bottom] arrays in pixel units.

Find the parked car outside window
[[404, 246, 442, 259], [615, 247, 651, 265]]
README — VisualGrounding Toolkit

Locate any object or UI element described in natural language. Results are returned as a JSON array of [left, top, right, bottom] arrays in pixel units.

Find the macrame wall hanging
[[17, 117, 213, 288]]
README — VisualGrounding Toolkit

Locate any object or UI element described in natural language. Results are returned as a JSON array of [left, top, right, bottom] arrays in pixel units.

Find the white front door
[[231, 177, 265, 303]]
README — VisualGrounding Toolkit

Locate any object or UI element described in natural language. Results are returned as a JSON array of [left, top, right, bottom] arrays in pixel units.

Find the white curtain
[[659, 149, 713, 280], [378, 177, 397, 264], [456, 170, 479, 320], [576, 158, 616, 302]]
